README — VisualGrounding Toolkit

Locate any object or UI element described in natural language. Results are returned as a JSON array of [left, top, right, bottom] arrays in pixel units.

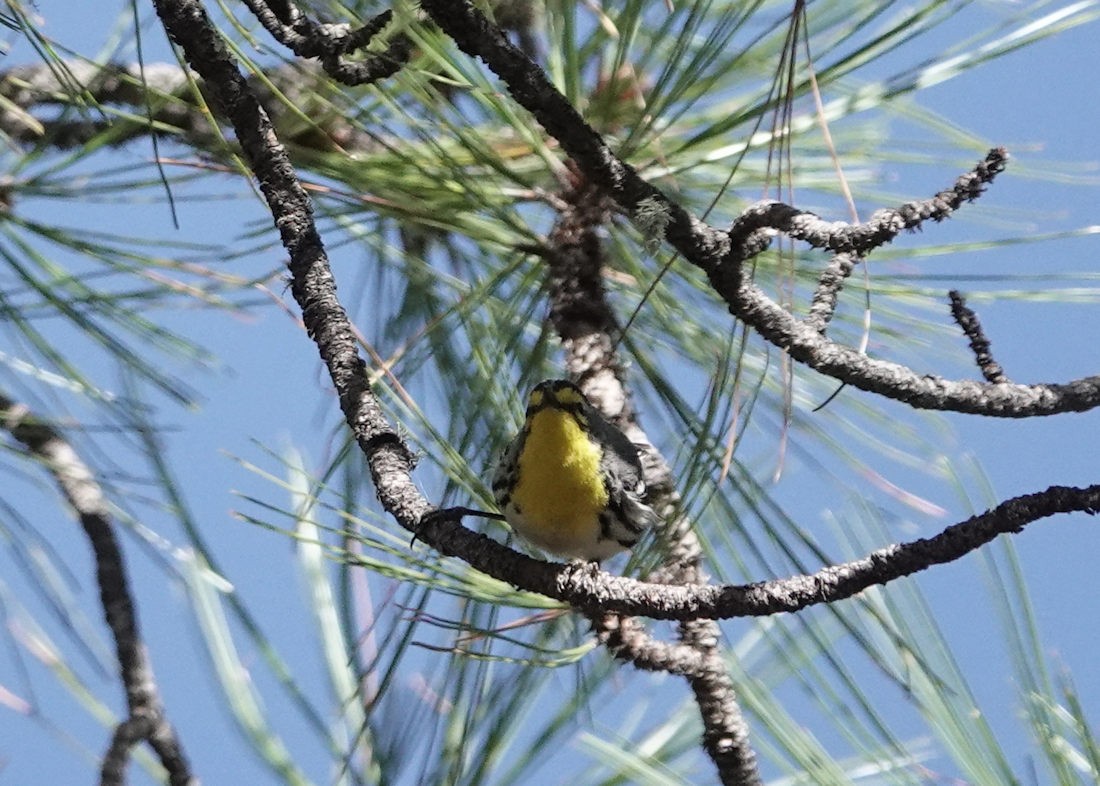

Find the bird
[[491, 379, 656, 561]]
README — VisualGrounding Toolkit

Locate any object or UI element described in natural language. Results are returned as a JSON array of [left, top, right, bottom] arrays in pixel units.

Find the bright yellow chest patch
[[512, 408, 608, 548]]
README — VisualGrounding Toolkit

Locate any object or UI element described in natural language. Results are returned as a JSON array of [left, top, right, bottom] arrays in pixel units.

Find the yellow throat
[[512, 406, 609, 542]]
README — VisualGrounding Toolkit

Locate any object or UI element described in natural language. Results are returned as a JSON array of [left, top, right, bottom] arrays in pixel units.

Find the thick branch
[[419, 0, 729, 265], [546, 176, 759, 785], [151, 0, 415, 503], [413, 483, 1100, 620], [0, 394, 194, 786], [726, 286, 1100, 416]]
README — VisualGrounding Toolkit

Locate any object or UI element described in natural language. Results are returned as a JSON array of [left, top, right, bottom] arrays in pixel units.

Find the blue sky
[[3, 1, 1100, 784]]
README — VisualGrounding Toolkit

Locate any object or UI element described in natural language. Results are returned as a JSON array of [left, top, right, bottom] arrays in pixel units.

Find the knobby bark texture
[[949, 289, 1009, 384]]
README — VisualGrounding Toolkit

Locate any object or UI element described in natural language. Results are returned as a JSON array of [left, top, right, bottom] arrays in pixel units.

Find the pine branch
[[418, 0, 1100, 418], [0, 60, 389, 152], [151, 0, 1100, 636], [0, 393, 195, 786], [544, 174, 760, 785], [415, 483, 1100, 620], [146, 4, 1100, 785]]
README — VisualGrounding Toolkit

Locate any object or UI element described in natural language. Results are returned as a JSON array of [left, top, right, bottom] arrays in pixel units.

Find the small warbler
[[491, 379, 656, 561]]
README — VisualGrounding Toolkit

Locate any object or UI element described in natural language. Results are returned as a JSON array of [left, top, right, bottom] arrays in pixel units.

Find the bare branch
[[729, 149, 1007, 258], [949, 290, 1009, 384], [0, 394, 194, 786], [806, 251, 861, 334], [239, 1, 410, 85], [414, 483, 1100, 620], [795, 153, 1005, 333]]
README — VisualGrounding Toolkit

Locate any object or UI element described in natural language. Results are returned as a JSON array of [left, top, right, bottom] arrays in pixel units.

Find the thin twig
[[596, 614, 702, 672], [949, 290, 1009, 384], [239, 0, 409, 85], [0, 393, 194, 786], [806, 251, 862, 334], [728, 150, 1008, 258]]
